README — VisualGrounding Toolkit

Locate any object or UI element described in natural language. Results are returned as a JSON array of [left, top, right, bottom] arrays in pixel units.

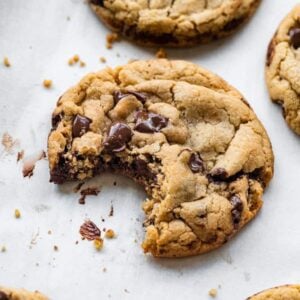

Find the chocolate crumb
[[53, 245, 59, 251], [75, 240, 79, 245], [79, 220, 101, 241], [17, 150, 24, 162], [124, 289, 130, 294], [48, 230, 52, 235], [109, 205, 114, 217], [78, 187, 100, 205], [73, 182, 85, 193], [102, 267, 107, 272], [113, 181, 117, 186], [1, 246, 6, 252]]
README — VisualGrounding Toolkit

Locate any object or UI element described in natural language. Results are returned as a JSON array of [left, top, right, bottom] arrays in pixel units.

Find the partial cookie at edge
[[248, 285, 300, 300]]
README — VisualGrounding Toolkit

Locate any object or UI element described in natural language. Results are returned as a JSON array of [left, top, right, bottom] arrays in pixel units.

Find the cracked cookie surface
[[89, 0, 261, 47], [248, 285, 300, 300], [0, 287, 48, 300], [266, 5, 300, 135], [48, 59, 274, 257]]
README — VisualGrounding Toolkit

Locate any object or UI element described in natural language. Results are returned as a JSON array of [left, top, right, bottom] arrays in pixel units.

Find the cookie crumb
[[106, 32, 119, 49], [124, 289, 130, 294], [156, 48, 167, 58], [2, 132, 16, 152], [79, 61, 86, 67], [48, 230, 52, 235], [209, 288, 217, 297], [102, 267, 107, 272], [43, 79, 52, 89], [73, 54, 80, 63], [53, 245, 59, 251], [1, 246, 6, 252], [3, 57, 11, 67], [105, 229, 115, 239], [100, 56, 106, 63], [68, 58, 75, 66], [14, 209, 21, 219], [17, 150, 24, 162], [94, 238, 104, 251]]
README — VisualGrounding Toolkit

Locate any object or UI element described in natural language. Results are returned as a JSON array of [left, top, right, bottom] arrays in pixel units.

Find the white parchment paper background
[[0, 1, 300, 299]]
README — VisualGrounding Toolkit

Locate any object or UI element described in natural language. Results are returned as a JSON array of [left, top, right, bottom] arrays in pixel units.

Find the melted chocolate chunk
[[132, 158, 154, 179], [90, 0, 104, 6], [113, 90, 147, 104], [50, 157, 69, 184], [289, 27, 300, 49], [103, 123, 132, 152], [79, 220, 101, 241], [230, 195, 243, 228], [189, 153, 204, 173], [52, 114, 62, 128], [72, 115, 92, 138], [134, 111, 168, 133], [210, 168, 228, 180], [0, 292, 8, 300]]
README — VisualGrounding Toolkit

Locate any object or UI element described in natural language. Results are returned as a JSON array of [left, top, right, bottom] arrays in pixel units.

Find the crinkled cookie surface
[[0, 287, 48, 300], [248, 285, 300, 300], [266, 5, 300, 135], [89, 0, 261, 46], [48, 59, 274, 257]]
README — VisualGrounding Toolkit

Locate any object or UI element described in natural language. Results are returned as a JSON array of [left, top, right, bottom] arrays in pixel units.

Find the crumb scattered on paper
[[105, 229, 115, 239], [94, 238, 104, 251], [17, 150, 24, 162], [209, 288, 217, 297], [2, 132, 17, 152], [1, 246, 6, 252], [43, 79, 52, 89], [109, 205, 114, 217], [106, 32, 119, 49], [53, 245, 59, 251], [156, 48, 167, 58], [78, 187, 100, 205], [3, 57, 11, 67], [100, 56, 106, 63], [79, 220, 101, 241], [22, 150, 46, 178], [14, 209, 21, 219], [73, 182, 85, 193]]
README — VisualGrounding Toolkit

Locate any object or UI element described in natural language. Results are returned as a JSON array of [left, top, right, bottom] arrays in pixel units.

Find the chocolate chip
[[90, 0, 104, 6], [289, 27, 300, 49], [103, 123, 132, 152], [210, 168, 228, 180], [113, 90, 147, 104], [132, 158, 154, 179], [52, 114, 62, 128], [189, 153, 204, 173], [134, 111, 168, 133], [0, 291, 8, 300], [230, 195, 243, 228], [72, 115, 92, 138]]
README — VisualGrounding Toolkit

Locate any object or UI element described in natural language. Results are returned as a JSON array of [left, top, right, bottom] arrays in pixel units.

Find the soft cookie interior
[[48, 60, 273, 257]]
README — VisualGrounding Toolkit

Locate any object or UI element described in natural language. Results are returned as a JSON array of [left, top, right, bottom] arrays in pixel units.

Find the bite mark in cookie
[[48, 59, 274, 257]]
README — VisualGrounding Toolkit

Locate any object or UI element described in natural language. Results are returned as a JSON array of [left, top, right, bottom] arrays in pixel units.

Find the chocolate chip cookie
[[89, 0, 261, 47], [266, 5, 300, 135], [248, 285, 300, 300], [48, 59, 274, 257], [0, 287, 47, 300]]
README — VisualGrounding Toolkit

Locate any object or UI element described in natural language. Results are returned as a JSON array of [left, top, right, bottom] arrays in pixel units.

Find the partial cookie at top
[[266, 5, 300, 135], [0, 286, 48, 300], [89, 0, 261, 47], [248, 285, 300, 300], [48, 59, 273, 257]]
